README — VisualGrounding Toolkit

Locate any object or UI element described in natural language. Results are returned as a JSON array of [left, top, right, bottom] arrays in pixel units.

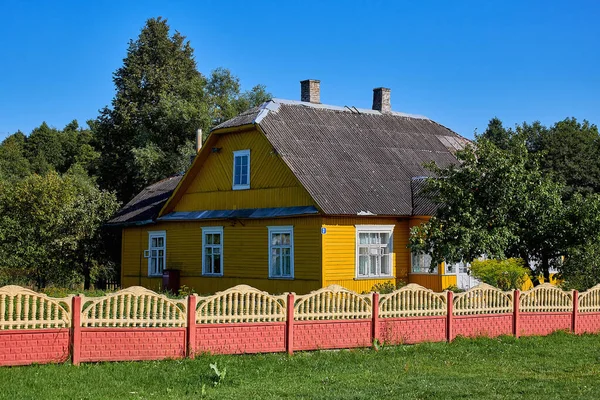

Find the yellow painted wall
[[174, 128, 315, 211], [121, 216, 322, 295], [321, 217, 411, 293]]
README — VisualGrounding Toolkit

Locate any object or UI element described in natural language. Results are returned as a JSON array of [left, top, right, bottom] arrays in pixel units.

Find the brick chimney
[[372, 87, 391, 113], [300, 79, 320, 103]]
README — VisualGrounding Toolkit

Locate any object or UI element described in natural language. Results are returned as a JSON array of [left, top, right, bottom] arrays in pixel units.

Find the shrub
[[469, 258, 529, 290], [370, 280, 407, 294]]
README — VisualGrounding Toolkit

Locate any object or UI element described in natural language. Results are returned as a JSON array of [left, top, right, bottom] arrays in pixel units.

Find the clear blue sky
[[1, 0, 599, 141]]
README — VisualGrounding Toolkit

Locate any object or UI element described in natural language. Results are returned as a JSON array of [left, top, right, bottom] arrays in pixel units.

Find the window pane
[[359, 233, 368, 244], [206, 247, 212, 256], [359, 246, 368, 255], [151, 258, 156, 273], [370, 233, 378, 244], [241, 156, 248, 167], [152, 238, 157, 247], [151, 250, 157, 258], [158, 257, 164, 273], [370, 255, 378, 274], [241, 173, 248, 185], [213, 247, 220, 255], [214, 254, 221, 274], [359, 255, 368, 276], [381, 233, 390, 244], [158, 250, 164, 257], [281, 233, 291, 245], [157, 237, 164, 247], [381, 255, 390, 275], [213, 234, 221, 245], [272, 233, 281, 245]]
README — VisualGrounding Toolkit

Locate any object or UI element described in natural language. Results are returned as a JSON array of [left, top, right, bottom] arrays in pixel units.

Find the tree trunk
[[541, 252, 551, 283]]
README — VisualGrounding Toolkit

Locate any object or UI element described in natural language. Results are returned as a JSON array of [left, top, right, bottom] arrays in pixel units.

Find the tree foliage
[[408, 134, 600, 283], [0, 170, 119, 288]]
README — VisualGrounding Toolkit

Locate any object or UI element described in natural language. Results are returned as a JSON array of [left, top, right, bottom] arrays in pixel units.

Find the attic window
[[232, 149, 250, 190]]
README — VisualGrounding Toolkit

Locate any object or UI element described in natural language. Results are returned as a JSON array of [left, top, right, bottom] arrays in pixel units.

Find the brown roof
[[214, 99, 468, 216], [106, 175, 182, 226]]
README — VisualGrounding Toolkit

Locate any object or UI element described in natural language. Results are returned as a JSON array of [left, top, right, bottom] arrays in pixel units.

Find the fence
[[2, 282, 600, 366]]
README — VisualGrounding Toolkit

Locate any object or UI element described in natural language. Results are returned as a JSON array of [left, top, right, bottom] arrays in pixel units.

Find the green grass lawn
[[2, 332, 600, 399]]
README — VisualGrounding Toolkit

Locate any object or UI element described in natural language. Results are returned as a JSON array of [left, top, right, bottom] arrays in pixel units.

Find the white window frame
[[355, 225, 394, 279], [411, 252, 438, 274], [268, 226, 294, 279], [202, 226, 224, 277], [232, 149, 250, 190], [147, 231, 166, 277]]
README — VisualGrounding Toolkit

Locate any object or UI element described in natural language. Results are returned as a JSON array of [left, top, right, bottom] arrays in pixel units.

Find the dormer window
[[232, 149, 250, 190]]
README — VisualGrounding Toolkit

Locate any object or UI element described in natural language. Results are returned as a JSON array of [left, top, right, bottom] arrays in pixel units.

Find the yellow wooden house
[[108, 80, 470, 294]]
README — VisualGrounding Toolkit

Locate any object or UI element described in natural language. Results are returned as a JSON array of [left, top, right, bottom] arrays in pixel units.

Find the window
[[411, 252, 438, 274], [232, 149, 250, 190], [268, 226, 294, 279], [355, 225, 394, 278], [202, 227, 223, 276], [147, 231, 166, 277]]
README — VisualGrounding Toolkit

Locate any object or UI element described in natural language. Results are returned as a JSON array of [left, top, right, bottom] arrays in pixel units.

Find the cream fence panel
[[453, 283, 513, 315], [379, 284, 447, 318], [0, 285, 72, 329], [578, 284, 600, 313], [196, 285, 287, 324], [520, 283, 573, 313], [294, 285, 372, 320], [80, 286, 187, 327]]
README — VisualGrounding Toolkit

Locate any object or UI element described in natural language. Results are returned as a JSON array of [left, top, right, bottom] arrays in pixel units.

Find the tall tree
[[94, 17, 271, 203]]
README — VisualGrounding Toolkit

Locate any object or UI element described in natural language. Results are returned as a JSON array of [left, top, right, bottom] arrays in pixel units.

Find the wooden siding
[[174, 128, 315, 212], [121, 217, 322, 295], [321, 217, 410, 293]]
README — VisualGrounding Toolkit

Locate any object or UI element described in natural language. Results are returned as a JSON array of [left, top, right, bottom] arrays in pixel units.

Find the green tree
[[0, 170, 119, 288], [408, 138, 600, 281], [93, 17, 209, 202], [0, 131, 31, 180]]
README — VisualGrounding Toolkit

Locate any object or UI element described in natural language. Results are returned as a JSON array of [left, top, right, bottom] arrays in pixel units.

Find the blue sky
[[1, 0, 599, 141]]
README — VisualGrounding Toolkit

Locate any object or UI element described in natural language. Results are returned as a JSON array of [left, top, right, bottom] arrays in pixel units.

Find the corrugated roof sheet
[[247, 100, 468, 216], [106, 175, 182, 226]]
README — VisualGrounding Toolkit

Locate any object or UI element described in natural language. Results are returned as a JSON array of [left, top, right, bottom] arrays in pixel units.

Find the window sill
[[148, 274, 163, 278], [202, 273, 224, 278], [409, 272, 439, 275], [354, 276, 394, 280], [268, 276, 294, 280], [232, 185, 250, 191]]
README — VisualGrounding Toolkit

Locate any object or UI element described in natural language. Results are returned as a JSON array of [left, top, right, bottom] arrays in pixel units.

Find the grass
[[2, 332, 600, 399]]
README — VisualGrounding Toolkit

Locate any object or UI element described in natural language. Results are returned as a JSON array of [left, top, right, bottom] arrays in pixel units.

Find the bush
[[370, 280, 407, 294], [560, 243, 600, 291], [469, 258, 529, 290]]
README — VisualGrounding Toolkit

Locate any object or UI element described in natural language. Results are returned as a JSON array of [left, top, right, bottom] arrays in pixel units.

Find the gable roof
[[106, 175, 182, 226], [209, 99, 469, 216]]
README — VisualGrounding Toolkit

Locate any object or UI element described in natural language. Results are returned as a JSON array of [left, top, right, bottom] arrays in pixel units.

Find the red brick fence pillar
[[446, 291, 454, 342], [572, 290, 579, 334], [372, 292, 380, 348], [187, 295, 197, 358], [71, 296, 82, 366], [513, 289, 520, 338], [286, 293, 295, 355]]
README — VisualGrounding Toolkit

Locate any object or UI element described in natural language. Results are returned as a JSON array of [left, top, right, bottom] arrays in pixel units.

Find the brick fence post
[[572, 290, 579, 334], [372, 292, 380, 348], [513, 289, 520, 338], [71, 296, 82, 366], [446, 291, 453, 342], [187, 295, 197, 358], [286, 293, 295, 355]]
